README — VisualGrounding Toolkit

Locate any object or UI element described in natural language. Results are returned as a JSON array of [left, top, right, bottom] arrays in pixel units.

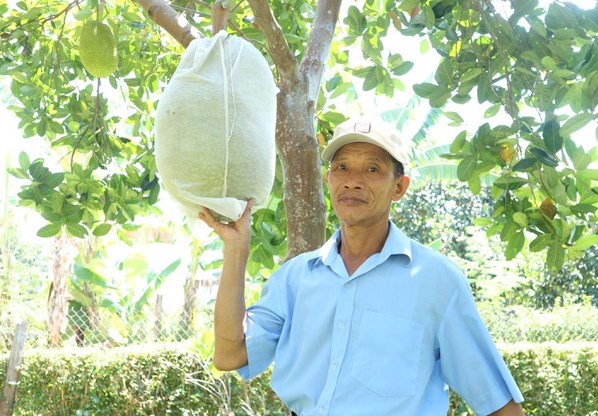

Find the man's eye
[[367, 167, 379, 172], [337, 164, 347, 170]]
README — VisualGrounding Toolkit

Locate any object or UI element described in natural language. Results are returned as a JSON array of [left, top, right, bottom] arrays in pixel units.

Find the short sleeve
[[237, 275, 286, 380], [438, 278, 523, 414]]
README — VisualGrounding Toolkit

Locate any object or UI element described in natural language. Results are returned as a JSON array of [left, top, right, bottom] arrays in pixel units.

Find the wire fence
[[2, 295, 598, 354], [0, 299, 211, 353]]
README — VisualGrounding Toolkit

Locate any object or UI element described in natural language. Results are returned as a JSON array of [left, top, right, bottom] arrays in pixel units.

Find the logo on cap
[[354, 122, 371, 134]]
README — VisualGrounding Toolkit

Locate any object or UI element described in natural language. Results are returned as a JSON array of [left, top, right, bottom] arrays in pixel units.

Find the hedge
[[1, 342, 596, 415]]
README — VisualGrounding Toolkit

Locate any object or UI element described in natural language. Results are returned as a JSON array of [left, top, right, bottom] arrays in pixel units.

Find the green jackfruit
[[79, 21, 118, 78]]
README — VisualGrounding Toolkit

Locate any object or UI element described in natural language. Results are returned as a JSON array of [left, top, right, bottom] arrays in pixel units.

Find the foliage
[[391, 181, 598, 306], [1, 0, 183, 238], [1, 343, 595, 416], [395, 0, 598, 270], [507, 245, 598, 308], [4, 344, 214, 415], [0, 210, 48, 310], [1, 0, 596, 269]]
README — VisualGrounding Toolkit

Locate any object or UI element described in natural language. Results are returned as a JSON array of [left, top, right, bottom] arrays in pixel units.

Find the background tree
[[1, 0, 596, 270]]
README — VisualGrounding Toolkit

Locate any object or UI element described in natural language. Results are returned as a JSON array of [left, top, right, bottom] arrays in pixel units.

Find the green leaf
[[528, 146, 558, 167], [435, 59, 454, 86], [450, 130, 467, 153], [511, 0, 538, 21], [468, 174, 481, 195], [493, 176, 528, 190], [460, 68, 483, 83], [570, 204, 597, 215], [66, 223, 88, 238], [477, 74, 495, 104], [512, 212, 528, 227], [92, 223, 112, 237], [484, 103, 501, 118], [546, 240, 565, 271], [457, 155, 477, 181], [73, 6, 94, 20], [18, 151, 30, 170], [571, 234, 598, 251], [444, 111, 464, 124], [542, 119, 563, 153], [505, 231, 525, 260], [560, 113, 594, 137], [473, 217, 492, 226], [158, 259, 182, 277], [529, 234, 551, 252], [541, 56, 557, 70], [413, 82, 439, 98], [7, 168, 29, 180], [399, 0, 419, 12], [46, 172, 64, 189], [391, 61, 414, 76], [73, 264, 111, 288], [512, 157, 537, 172], [37, 223, 62, 238]]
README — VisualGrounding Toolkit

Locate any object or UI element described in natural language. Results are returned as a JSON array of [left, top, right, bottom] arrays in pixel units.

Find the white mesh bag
[[155, 31, 277, 222]]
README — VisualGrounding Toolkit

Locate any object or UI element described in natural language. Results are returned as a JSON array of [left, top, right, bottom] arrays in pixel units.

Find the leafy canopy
[[1, 0, 597, 271]]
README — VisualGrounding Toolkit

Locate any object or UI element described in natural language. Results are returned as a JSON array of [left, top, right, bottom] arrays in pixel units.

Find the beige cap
[[321, 118, 410, 169]]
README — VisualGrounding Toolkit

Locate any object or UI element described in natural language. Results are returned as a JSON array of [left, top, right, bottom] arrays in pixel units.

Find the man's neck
[[338, 221, 390, 276]]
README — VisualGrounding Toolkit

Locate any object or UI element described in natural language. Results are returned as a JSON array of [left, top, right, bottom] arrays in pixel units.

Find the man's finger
[[242, 199, 255, 217], [198, 206, 216, 224]]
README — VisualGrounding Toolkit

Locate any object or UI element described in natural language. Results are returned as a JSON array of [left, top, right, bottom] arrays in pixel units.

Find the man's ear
[[392, 175, 410, 201]]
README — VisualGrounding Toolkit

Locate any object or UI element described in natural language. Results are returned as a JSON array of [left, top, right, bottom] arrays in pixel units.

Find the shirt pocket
[[350, 310, 424, 397]]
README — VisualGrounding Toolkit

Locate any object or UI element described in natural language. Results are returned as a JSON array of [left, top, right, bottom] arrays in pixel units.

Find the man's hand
[[199, 199, 254, 248]]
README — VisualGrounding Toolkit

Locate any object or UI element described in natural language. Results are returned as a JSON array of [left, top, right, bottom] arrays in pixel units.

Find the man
[[199, 118, 525, 415]]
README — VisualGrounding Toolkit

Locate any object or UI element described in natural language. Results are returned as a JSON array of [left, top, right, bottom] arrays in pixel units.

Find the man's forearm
[[490, 400, 525, 416], [213, 243, 249, 371]]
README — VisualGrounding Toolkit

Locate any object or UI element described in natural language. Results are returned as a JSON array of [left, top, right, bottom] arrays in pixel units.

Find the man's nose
[[343, 171, 364, 189]]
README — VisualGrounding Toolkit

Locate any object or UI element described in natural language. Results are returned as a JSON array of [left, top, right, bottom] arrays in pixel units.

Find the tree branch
[[211, 0, 230, 35], [300, 0, 342, 102], [246, 0, 298, 83], [134, 0, 202, 48]]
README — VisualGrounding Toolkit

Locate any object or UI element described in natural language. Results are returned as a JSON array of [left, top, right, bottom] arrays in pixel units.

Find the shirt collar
[[307, 221, 412, 270]]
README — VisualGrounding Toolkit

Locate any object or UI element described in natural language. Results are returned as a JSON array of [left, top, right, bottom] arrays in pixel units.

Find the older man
[[199, 118, 525, 415]]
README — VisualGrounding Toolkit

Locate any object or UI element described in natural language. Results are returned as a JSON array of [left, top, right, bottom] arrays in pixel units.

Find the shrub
[[1, 342, 595, 415], [449, 342, 598, 416], [479, 300, 598, 343]]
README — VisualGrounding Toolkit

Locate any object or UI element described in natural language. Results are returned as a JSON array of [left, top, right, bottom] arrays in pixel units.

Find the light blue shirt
[[238, 222, 523, 415]]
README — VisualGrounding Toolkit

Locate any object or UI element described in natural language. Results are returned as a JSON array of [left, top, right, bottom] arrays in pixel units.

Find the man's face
[[326, 142, 410, 229]]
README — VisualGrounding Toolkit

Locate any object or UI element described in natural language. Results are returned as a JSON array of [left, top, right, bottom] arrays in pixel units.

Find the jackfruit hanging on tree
[[79, 21, 118, 78]]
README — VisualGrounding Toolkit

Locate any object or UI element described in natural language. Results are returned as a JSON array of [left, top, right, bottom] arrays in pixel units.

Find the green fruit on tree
[[79, 21, 118, 78]]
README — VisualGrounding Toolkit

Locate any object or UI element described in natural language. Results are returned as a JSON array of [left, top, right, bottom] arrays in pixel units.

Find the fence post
[[0, 322, 28, 416]]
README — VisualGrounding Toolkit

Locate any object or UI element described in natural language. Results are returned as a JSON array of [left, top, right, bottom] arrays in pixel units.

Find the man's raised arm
[[199, 200, 254, 371]]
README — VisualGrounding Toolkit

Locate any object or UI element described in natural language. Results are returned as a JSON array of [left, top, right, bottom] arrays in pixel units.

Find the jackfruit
[[79, 21, 118, 78]]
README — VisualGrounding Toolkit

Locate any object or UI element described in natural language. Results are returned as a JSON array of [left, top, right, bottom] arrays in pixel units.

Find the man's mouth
[[338, 194, 367, 205]]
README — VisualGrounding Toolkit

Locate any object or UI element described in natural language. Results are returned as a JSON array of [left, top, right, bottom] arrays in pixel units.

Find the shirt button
[[319, 407, 326, 414], [339, 321, 345, 329], [344, 282, 351, 287]]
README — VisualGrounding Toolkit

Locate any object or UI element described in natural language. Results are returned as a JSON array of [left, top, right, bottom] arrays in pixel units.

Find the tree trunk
[[47, 234, 70, 347], [0, 322, 27, 416], [276, 81, 327, 259]]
